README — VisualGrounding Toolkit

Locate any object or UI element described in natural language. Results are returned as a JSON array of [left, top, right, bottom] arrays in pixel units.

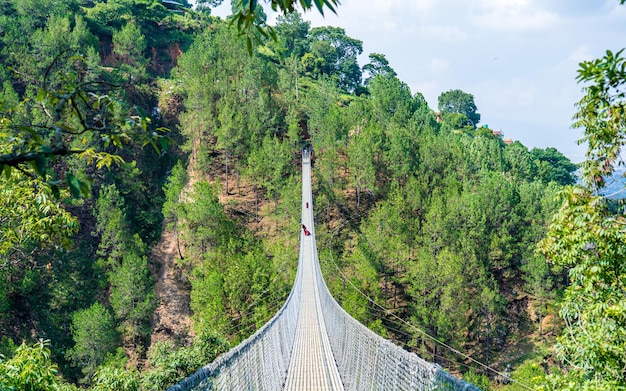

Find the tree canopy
[[438, 89, 481, 128], [537, 17, 626, 388], [0, 1, 594, 390]]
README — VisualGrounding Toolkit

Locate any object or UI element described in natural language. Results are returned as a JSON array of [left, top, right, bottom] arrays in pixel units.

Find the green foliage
[[113, 21, 147, 60], [85, 0, 169, 36], [0, 337, 17, 360], [463, 370, 492, 391], [112, 20, 148, 77], [95, 184, 131, 267], [310, 70, 565, 370], [93, 182, 156, 352], [0, 339, 71, 391], [538, 187, 626, 388], [246, 134, 293, 200], [368, 74, 418, 127], [438, 89, 481, 128], [363, 53, 397, 85], [0, 172, 79, 268], [307, 26, 363, 92], [66, 303, 118, 378], [536, 13, 626, 387], [574, 48, 626, 188], [141, 331, 228, 390], [504, 141, 536, 181], [273, 12, 310, 59], [109, 247, 155, 345], [500, 359, 547, 391], [530, 147, 577, 185], [521, 255, 553, 335], [162, 160, 188, 220], [89, 366, 139, 391], [230, 0, 339, 54], [180, 181, 236, 256], [0, 0, 197, 386], [0, 56, 167, 195]]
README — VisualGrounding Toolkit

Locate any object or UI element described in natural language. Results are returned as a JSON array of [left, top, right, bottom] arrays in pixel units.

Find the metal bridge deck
[[283, 152, 344, 391]]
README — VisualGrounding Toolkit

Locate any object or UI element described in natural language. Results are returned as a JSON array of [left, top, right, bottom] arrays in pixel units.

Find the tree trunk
[[175, 228, 184, 260], [254, 185, 259, 223], [485, 313, 491, 366], [225, 156, 229, 195], [392, 260, 398, 309], [538, 296, 544, 337]]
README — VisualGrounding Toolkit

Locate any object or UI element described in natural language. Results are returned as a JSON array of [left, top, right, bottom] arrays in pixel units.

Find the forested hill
[[0, 1, 588, 390]]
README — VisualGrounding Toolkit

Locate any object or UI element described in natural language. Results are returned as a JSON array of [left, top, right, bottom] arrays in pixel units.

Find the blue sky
[[209, 1, 626, 162]]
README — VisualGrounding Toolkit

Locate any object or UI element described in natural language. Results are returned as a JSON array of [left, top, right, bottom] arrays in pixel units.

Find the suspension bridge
[[168, 150, 480, 390]]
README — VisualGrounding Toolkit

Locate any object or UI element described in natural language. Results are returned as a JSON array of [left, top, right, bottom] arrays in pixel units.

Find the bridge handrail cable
[[166, 234, 305, 390], [169, 150, 481, 390]]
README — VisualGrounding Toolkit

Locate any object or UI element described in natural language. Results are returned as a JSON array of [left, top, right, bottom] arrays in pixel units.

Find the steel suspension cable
[[322, 244, 534, 391]]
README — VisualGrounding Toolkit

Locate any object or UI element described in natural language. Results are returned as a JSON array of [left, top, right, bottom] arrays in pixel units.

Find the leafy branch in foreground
[[0, 56, 168, 197], [538, 187, 626, 390], [230, 0, 340, 54], [538, 13, 626, 388], [0, 170, 79, 269], [574, 49, 626, 189], [0, 339, 76, 391]]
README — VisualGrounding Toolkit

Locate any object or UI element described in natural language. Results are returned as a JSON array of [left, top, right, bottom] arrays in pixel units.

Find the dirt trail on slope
[[147, 141, 284, 352], [149, 227, 194, 347]]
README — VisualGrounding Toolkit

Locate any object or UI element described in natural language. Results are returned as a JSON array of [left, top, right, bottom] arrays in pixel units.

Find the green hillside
[[0, 1, 624, 390]]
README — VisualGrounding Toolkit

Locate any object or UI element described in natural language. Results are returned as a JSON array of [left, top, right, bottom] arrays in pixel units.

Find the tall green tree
[[109, 245, 156, 347], [368, 74, 417, 127], [274, 11, 310, 59], [346, 124, 380, 209], [307, 26, 363, 92], [538, 30, 626, 389], [530, 147, 577, 185], [113, 21, 147, 66], [363, 53, 396, 85], [438, 89, 481, 128], [66, 303, 118, 378], [539, 188, 626, 389]]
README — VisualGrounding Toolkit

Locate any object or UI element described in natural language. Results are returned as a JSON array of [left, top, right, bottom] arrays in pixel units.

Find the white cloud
[[551, 45, 595, 73], [365, 0, 435, 16], [475, 78, 539, 114], [410, 80, 440, 107], [430, 58, 451, 73], [419, 25, 469, 43], [469, 0, 561, 31], [301, 0, 431, 34]]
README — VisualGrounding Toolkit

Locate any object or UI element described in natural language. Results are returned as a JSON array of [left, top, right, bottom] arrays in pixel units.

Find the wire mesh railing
[[168, 150, 481, 391], [165, 236, 304, 391], [306, 170, 481, 391]]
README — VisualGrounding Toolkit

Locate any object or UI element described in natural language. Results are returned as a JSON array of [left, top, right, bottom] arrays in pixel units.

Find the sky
[[208, 1, 626, 163]]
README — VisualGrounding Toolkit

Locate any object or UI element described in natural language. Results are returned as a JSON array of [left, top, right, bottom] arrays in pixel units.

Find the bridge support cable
[[168, 150, 481, 391]]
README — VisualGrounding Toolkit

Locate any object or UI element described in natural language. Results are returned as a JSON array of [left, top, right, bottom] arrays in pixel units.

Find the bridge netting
[[167, 151, 480, 391]]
